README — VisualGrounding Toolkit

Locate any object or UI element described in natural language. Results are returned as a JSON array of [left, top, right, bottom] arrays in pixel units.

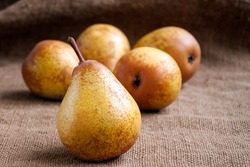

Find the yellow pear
[[57, 37, 141, 162], [76, 23, 130, 71], [134, 26, 201, 83], [113, 47, 182, 110], [22, 40, 79, 100]]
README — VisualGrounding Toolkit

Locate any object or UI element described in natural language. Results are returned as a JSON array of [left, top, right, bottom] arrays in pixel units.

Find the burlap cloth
[[0, 0, 250, 166]]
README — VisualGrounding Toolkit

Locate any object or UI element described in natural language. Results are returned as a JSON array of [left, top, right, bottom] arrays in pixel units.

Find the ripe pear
[[113, 47, 182, 110], [76, 23, 130, 71], [134, 26, 201, 83], [22, 40, 79, 100], [57, 37, 141, 162]]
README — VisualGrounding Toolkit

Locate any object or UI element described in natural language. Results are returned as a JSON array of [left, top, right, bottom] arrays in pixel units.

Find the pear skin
[[57, 37, 141, 162]]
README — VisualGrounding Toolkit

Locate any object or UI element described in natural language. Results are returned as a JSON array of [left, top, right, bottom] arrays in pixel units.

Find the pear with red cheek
[[76, 23, 130, 71], [134, 26, 201, 83], [22, 40, 79, 100], [113, 47, 182, 110]]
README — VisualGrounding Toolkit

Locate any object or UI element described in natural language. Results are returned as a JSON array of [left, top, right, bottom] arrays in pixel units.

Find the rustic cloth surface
[[0, 0, 250, 166]]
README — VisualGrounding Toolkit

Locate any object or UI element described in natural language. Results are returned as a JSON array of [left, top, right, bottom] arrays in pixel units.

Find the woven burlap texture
[[0, 0, 250, 166]]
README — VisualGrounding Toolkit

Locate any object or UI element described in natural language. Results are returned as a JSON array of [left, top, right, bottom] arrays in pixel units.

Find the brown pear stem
[[67, 37, 85, 63]]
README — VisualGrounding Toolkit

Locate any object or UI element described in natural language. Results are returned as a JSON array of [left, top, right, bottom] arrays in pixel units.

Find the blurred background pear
[[134, 26, 201, 83], [22, 40, 79, 100], [76, 23, 130, 71]]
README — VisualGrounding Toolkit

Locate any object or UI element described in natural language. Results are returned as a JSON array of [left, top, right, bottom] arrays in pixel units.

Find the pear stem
[[67, 37, 85, 63]]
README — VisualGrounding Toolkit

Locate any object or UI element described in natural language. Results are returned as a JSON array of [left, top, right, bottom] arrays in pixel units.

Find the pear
[[76, 23, 130, 71], [134, 26, 201, 83], [113, 47, 182, 110], [22, 40, 79, 100], [57, 37, 141, 162]]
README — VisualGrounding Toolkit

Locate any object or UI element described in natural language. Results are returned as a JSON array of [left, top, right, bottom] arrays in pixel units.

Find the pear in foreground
[[57, 37, 141, 162]]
